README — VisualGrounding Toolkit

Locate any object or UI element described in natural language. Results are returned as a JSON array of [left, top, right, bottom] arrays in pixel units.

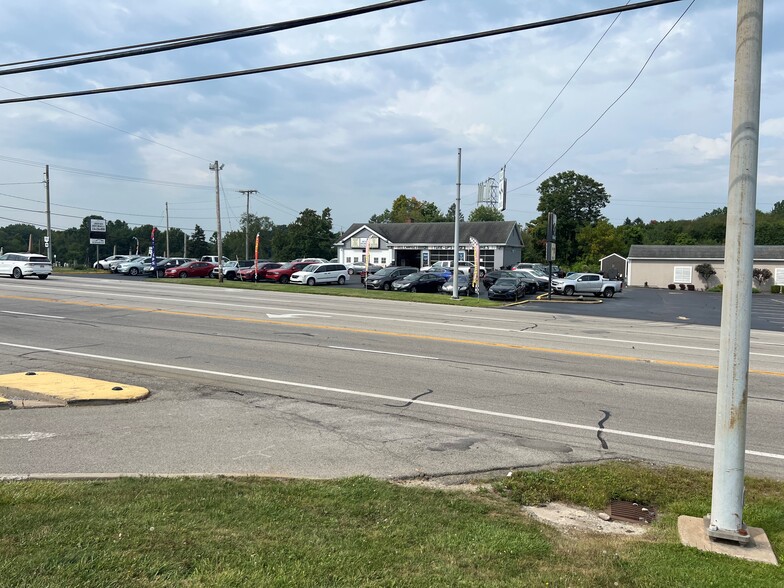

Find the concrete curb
[[0, 371, 149, 409]]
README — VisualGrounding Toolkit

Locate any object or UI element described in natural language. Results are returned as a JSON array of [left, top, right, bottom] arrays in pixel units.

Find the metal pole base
[[704, 515, 752, 545]]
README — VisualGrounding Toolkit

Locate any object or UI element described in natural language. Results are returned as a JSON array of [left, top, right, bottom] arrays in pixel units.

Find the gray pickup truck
[[550, 273, 623, 298]]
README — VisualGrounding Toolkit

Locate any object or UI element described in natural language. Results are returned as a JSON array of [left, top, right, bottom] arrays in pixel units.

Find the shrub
[[687, 284, 695, 291], [679, 283, 686, 290], [668, 283, 676, 290], [753, 267, 773, 287], [772, 285, 783, 294], [695, 263, 716, 285]]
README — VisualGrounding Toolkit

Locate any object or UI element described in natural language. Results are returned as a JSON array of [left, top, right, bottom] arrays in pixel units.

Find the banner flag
[[364, 236, 371, 274], [469, 236, 480, 290], [254, 233, 260, 281], [150, 227, 157, 274]]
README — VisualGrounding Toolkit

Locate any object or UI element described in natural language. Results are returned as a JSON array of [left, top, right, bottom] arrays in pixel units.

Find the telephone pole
[[44, 165, 52, 262], [237, 189, 258, 260], [452, 148, 462, 300], [210, 161, 225, 282]]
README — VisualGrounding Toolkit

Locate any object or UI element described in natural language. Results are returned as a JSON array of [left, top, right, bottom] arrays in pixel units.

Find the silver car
[[116, 257, 153, 276]]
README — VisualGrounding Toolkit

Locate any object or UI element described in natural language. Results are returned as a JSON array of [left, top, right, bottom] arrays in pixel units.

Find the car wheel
[[410, 286, 417, 293], [38, 274, 48, 280], [129, 267, 139, 276], [603, 287, 615, 298], [12, 267, 23, 279], [348, 268, 355, 275], [337, 275, 346, 285], [383, 282, 391, 291], [226, 272, 236, 280], [179, 271, 188, 279], [280, 275, 290, 284], [307, 277, 316, 286], [564, 286, 575, 296]]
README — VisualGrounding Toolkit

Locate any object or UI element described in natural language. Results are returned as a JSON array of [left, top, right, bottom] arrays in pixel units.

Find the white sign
[[775, 267, 784, 286], [90, 219, 106, 232]]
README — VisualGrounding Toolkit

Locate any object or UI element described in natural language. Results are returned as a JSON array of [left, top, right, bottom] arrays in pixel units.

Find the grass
[[1, 462, 782, 587], [147, 277, 506, 307]]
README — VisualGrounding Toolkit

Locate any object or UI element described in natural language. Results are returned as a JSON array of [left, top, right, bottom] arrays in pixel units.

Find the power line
[[0, 0, 685, 106], [499, 0, 631, 174], [0, 1, 424, 75], [509, 0, 695, 193]]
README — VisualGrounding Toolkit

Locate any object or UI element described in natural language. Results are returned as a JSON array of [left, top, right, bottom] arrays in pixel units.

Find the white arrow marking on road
[[0, 432, 56, 442], [266, 313, 332, 319]]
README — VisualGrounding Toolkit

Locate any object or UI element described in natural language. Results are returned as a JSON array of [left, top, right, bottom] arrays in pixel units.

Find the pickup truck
[[550, 273, 623, 298], [421, 260, 486, 278]]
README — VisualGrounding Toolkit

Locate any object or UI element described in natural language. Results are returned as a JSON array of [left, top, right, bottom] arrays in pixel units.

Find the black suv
[[363, 266, 418, 290]]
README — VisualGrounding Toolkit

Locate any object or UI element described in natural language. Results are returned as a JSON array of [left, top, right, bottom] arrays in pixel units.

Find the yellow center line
[[3, 293, 783, 377]]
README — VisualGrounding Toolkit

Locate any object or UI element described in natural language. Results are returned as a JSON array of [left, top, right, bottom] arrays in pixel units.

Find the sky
[[1, 0, 783, 238]]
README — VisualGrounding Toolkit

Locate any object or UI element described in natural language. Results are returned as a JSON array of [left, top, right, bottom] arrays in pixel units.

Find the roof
[[337, 221, 522, 246], [628, 245, 784, 260]]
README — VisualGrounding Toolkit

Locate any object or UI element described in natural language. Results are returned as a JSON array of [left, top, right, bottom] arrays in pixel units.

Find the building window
[[674, 266, 692, 283]]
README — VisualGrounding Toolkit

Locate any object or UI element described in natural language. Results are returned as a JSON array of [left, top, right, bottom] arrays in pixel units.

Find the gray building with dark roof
[[626, 245, 784, 288], [335, 221, 523, 270]]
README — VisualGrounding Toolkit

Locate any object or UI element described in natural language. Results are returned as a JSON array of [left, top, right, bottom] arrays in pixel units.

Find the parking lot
[[71, 271, 782, 332]]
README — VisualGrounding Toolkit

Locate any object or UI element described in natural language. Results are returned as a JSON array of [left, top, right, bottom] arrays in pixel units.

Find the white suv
[[0, 253, 52, 279], [290, 263, 349, 286]]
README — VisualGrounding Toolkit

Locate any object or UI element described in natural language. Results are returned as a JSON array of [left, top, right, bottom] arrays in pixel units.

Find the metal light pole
[[238, 189, 258, 260], [708, 0, 763, 545], [44, 165, 52, 262], [210, 161, 225, 282], [452, 148, 461, 300]]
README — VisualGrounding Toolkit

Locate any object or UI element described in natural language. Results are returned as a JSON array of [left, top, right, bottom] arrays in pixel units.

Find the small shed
[[599, 253, 627, 280]]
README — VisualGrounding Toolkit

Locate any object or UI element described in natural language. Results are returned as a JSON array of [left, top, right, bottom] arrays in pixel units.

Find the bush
[[679, 283, 686, 290], [668, 284, 676, 290], [772, 285, 783, 294], [687, 284, 695, 291]]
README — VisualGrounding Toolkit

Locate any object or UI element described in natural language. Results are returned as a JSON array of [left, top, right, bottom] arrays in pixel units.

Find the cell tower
[[477, 166, 507, 211]]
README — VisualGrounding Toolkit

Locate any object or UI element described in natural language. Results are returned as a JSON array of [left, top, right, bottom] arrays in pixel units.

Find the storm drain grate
[[608, 500, 656, 524]]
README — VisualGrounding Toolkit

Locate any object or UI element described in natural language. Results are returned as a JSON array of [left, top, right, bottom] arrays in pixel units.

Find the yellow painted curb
[[0, 396, 12, 409], [0, 372, 149, 405]]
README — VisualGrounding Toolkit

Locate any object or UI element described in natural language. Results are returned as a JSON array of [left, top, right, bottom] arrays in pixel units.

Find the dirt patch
[[523, 502, 649, 536]]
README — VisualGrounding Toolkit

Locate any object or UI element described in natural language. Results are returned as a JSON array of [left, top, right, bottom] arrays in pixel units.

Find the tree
[[189, 224, 210, 259], [272, 208, 336, 260], [468, 205, 504, 222], [695, 263, 717, 288], [369, 195, 445, 223], [753, 267, 773, 287], [575, 220, 625, 266], [534, 171, 611, 265], [444, 203, 464, 223], [369, 210, 391, 223]]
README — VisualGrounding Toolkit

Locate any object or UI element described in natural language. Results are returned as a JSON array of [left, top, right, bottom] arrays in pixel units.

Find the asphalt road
[[1, 274, 782, 481]]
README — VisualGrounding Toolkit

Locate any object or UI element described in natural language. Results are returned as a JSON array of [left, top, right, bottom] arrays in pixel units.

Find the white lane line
[[329, 346, 439, 360], [2, 310, 65, 319], [0, 432, 57, 441], [7, 284, 784, 357], [0, 340, 781, 462]]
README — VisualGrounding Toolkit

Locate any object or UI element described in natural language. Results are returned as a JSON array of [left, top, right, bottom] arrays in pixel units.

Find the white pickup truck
[[550, 273, 623, 298], [421, 260, 487, 277]]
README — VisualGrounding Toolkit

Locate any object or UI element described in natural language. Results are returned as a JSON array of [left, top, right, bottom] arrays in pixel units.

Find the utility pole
[[210, 161, 225, 282], [183, 233, 187, 257], [165, 202, 170, 258], [237, 189, 258, 260], [708, 0, 764, 545], [452, 148, 461, 300], [44, 165, 52, 262]]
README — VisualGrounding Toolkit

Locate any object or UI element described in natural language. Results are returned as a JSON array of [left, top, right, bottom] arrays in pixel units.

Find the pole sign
[[546, 212, 557, 262], [89, 219, 106, 245]]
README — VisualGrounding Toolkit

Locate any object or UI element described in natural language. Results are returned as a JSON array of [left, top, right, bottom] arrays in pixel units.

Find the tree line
[[3, 171, 782, 270]]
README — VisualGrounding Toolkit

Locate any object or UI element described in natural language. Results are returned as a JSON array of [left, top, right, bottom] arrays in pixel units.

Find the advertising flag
[[469, 236, 480, 290], [150, 227, 157, 274], [254, 233, 260, 281], [364, 236, 371, 274]]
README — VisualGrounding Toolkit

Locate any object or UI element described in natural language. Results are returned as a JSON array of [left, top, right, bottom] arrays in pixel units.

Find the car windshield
[[373, 268, 394, 277], [277, 263, 297, 269], [529, 269, 548, 277], [494, 278, 516, 287], [402, 272, 424, 281], [301, 264, 317, 272]]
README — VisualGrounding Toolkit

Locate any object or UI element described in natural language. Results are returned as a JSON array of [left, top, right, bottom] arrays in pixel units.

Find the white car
[[421, 260, 486, 277], [0, 252, 52, 279], [290, 262, 349, 286], [95, 254, 130, 270], [116, 257, 153, 276]]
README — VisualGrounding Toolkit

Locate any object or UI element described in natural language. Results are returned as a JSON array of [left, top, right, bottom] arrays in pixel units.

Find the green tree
[[369, 195, 444, 223], [272, 208, 336, 260], [369, 210, 391, 223], [189, 224, 210, 259], [575, 220, 625, 265], [468, 205, 504, 222], [534, 171, 610, 265], [444, 203, 464, 223]]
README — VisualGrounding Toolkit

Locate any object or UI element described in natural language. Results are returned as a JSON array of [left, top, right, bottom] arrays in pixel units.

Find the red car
[[265, 261, 313, 284], [164, 260, 215, 278], [239, 261, 282, 282]]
